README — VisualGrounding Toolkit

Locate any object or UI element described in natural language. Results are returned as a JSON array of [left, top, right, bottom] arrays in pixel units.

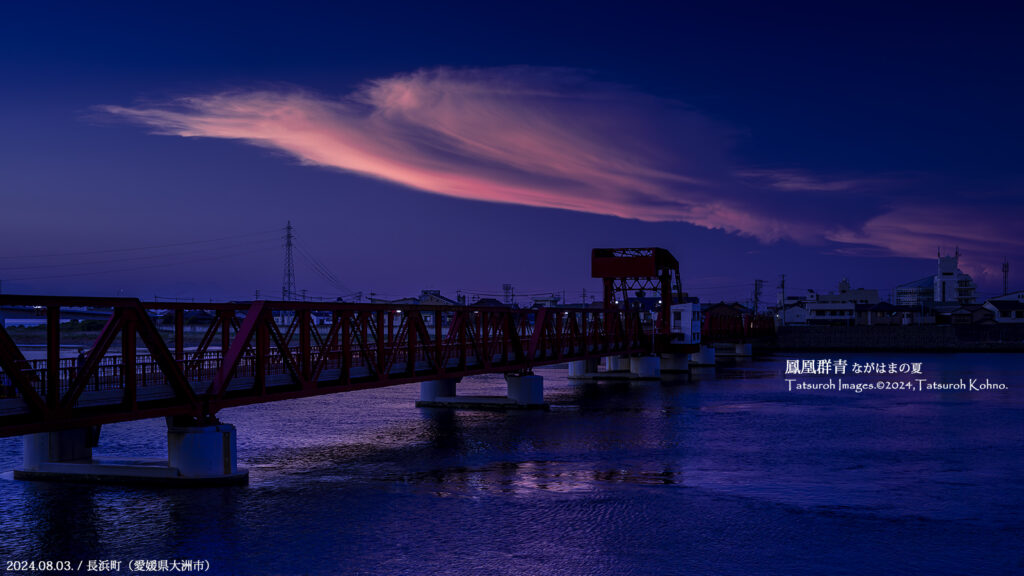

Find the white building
[[899, 250, 977, 307], [669, 299, 701, 345], [934, 249, 977, 304]]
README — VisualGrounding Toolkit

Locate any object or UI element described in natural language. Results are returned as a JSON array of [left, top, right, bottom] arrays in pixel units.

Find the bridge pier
[[660, 353, 690, 373], [20, 427, 98, 470], [568, 358, 600, 380], [167, 420, 246, 481], [735, 343, 753, 357], [14, 420, 248, 486], [690, 345, 717, 366], [506, 373, 545, 406], [604, 355, 630, 372], [418, 378, 460, 403], [629, 355, 661, 379]]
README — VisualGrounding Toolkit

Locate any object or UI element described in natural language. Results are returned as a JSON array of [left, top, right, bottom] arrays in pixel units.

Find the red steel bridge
[[0, 248, 719, 439]]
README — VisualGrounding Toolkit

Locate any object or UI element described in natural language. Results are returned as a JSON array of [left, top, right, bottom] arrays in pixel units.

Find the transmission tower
[[282, 221, 296, 301], [1004, 258, 1010, 295]]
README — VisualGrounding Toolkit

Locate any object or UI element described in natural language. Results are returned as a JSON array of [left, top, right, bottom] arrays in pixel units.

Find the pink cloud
[[100, 67, 1020, 272], [827, 205, 1024, 280], [101, 68, 804, 242]]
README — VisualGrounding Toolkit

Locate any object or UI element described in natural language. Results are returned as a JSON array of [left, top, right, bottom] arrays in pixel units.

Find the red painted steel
[[0, 297, 647, 437], [591, 247, 684, 348]]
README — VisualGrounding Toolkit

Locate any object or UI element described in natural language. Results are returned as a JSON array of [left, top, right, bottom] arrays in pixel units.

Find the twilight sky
[[1, 2, 1022, 304]]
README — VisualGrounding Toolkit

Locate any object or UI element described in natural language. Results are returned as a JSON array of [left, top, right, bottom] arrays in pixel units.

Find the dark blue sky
[[1, 2, 1021, 304]]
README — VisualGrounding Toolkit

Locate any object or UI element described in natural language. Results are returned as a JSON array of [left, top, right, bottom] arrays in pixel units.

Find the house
[[983, 299, 1024, 323], [949, 304, 995, 325], [774, 302, 808, 326], [472, 297, 511, 308]]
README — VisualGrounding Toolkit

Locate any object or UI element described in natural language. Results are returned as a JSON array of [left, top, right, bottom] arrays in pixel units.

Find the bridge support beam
[[660, 353, 690, 373], [506, 373, 545, 406], [690, 345, 717, 366], [418, 378, 460, 403], [735, 343, 753, 357], [629, 355, 661, 379]]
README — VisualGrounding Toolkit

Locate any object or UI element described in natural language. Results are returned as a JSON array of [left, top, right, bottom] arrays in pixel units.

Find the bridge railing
[[0, 296, 648, 436]]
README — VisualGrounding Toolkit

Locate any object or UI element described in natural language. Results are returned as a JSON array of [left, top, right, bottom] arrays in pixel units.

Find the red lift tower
[[591, 248, 684, 352]]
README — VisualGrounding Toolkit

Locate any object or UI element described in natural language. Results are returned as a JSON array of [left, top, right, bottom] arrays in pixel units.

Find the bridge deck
[[0, 297, 648, 437]]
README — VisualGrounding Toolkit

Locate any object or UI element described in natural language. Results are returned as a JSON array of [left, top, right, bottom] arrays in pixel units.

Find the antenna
[[282, 221, 296, 301]]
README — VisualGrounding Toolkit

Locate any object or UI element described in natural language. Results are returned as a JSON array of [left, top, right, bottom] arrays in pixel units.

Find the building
[[897, 250, 977, 307], [895, 276, 934, 307], [775, 302, 808, 326], [668, 297, 702, 345], [983, 299, 1024, 323], [806, 279, 879, 326], [855, 302, 935, 326]]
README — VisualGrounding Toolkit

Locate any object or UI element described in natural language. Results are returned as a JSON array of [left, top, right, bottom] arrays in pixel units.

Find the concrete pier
[[629, 355, 661, 379], [690, 345, 717, 366], [604, 355, 630, 372], [568, 360, 588, 379], [416, 376, 544, 410], [167, 423, 244, 479], [418, 378, 459, 402], [21, 427, 97, 469], [14, 421, 248, 486], [660, 353, 690, 373], [735, 343, 753, 357], [506, 373, 545, 406]]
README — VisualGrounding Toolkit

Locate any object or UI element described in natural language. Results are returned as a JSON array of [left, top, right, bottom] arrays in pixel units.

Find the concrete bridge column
[[16, 421, 247, 485], [630, 355, 661, 379], [660, 354, 690, 373], [568, 360, 588, 379], [167, 421, 246, 481], [419, 378, 460, 402], [21, 427, 97, 469], [604, 355, 629, 372], [735, 343, 753, 357], [506, 373, 544, 406], [690, 345, 717, 366]]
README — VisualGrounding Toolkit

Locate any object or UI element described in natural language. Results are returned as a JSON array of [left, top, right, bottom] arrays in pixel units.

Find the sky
[[1, 2, 1022, 305]]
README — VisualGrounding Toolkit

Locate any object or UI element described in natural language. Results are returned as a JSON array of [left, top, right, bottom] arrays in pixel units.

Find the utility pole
[[282, 221, 296, 301], [753, 279, 764, 315], [778, 274, 786, 326], [1003, 258, 1010, 295]]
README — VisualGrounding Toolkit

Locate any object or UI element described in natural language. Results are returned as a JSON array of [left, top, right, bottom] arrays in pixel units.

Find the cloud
[[101, 67, 1020, 273], [736, 169, 888, 192], [827, 205, 1024, 279], [101, 68, 813, 241]]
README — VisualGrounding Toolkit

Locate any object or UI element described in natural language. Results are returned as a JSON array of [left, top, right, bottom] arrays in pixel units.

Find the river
[[1, 353, 1021, 575]]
